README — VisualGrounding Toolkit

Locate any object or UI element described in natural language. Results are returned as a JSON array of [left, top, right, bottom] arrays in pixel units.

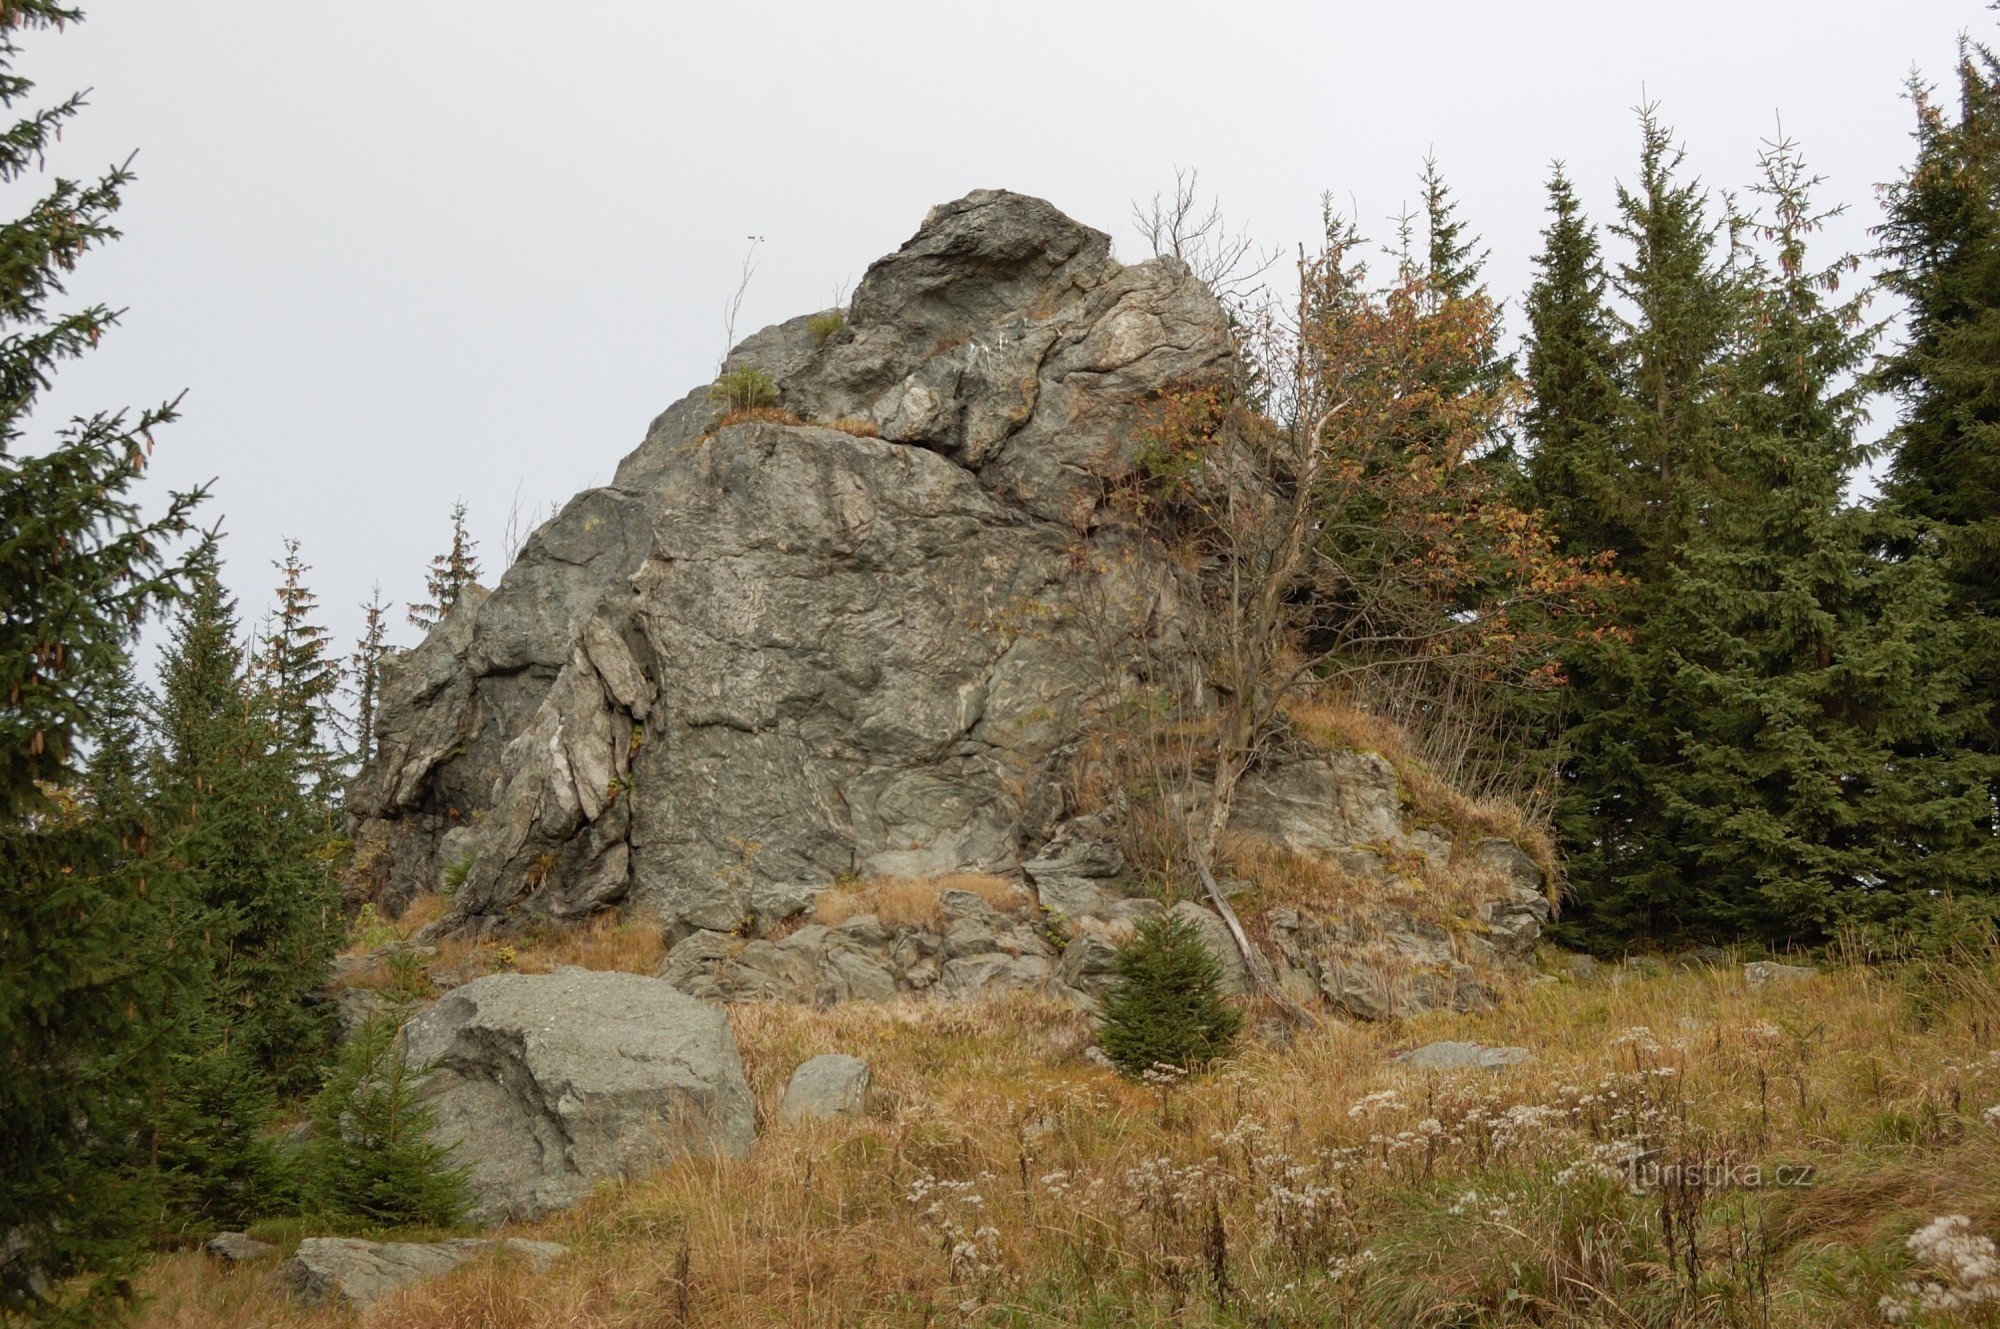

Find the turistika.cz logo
[[1622, 1152, 1815, 1194]]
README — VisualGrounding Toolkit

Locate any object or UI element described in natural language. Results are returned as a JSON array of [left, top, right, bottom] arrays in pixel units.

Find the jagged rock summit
[[351, 189, 1231, 932], [347, 188, 1551, 1014]]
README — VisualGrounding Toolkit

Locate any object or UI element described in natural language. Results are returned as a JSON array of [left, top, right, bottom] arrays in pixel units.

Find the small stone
[[203, 1232, 277, 1263], [1744, 960, 1817, 989], [777, 1054, 871, 1125]]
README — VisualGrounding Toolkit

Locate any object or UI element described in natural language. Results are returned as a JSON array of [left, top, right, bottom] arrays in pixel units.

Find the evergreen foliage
[[1535, 116, 2000, 948], [0, 5, 205, 1318], [1521, 164, 1626, 557], [349, 585, 390, 766], [408, 501, 481, 632], [1419, 158, 1510, 382], [1877, 45, 2000, 828], [1098, 913, 1242, 1079], [257, 538, 344, 797], [303, 1013, 469, 1230], [153, 547, 341, 1098]]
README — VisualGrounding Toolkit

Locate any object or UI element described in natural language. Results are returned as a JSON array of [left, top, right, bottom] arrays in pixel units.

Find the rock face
[[402, 970, 756, 1222], [350, 189, 1228, 932], [281, 1236, 566, 1308], [345, 188, 1553, 1020]]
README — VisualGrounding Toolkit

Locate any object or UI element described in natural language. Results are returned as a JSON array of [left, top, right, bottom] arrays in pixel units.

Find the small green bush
[[302, 1013, 468, 1229], [710, 367, 779, 413], [1099, 911, 1242, 1078], [807, 310, 846, 345]]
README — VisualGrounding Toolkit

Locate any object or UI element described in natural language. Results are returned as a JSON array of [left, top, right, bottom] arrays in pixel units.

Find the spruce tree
[[1554, 128, 1999, 949], [1604, 103, 1741, 581], [1550, 107, 1745, 945], [1646, 140, 1994, 942], [303, 1013, 468, 1230], [408, 501, 481, 631], [0, 5, 205, 1317], [154, 545, 340, 1097], [1877, 46, 2000, 824], [258, 538, 343, 795], [1521, 164, 1627, 558], [1098, 913, 1242, 1079], [1418, 157, 1515, 461], [349, 585, 390, 766]]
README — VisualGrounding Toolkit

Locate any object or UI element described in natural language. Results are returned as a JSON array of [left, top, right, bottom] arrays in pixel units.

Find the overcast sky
[[15, 0, 1981, 659]]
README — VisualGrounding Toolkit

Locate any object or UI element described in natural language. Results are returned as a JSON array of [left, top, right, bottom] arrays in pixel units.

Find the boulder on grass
[[1744, 960, 1817, 989], [1394, 1040, 1533, 1072], [280, 1236, 566, 1308], [402, 969, 755, 1222], [202, 1231, 276, 1264], [777, 1054, 872, 1125]]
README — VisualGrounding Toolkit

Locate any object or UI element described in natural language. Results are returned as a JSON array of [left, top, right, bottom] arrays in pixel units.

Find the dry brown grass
[[337, 910, 669, 997], [710, 406, 802, 432], [809, 873, 1027, 929], [133, 952, 2000, 1327], [128, 1249, 342, 1329], [393, 892, 452, 934], [507, 914, 668, 975], [821, 416, 880, 438], [1219, 835, 1498, 946], [1285, 694, 1560, 891]]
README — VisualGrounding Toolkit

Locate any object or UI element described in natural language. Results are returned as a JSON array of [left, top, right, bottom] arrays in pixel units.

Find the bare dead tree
[[502, 483, 558, 564], [1125, 217, 1606, 1020], [718, 235, 764, 373], [1132, 168, 1279, 308]]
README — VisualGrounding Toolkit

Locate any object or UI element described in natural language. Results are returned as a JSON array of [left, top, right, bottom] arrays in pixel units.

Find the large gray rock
[[281, 1236, 566, 1308], [349, 190, 1229, 932], [402, 970, 755, 1222], [777, 1054, 871, 1125]]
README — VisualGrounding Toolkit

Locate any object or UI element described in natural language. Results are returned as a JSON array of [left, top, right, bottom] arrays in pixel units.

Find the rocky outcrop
[[657, 887, 1065, 1004], [345, 188, 1554, 1019], [402, 970, 755, 1222], [350, 189, 1228, 933], [281, 1236, 566, 1308]]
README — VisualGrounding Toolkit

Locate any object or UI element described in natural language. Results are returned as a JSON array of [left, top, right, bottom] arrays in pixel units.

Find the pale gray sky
[[17, 0, 1978, 658]]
